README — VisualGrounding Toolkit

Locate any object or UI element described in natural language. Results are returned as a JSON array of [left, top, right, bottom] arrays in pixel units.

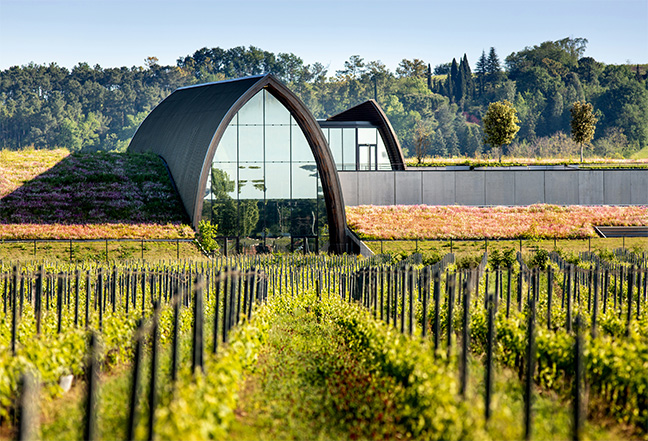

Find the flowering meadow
[[0, 147, 70, 195], [0, 148, 192, 239], [406, 156, 648, 168], [346, 204, 648, 240]]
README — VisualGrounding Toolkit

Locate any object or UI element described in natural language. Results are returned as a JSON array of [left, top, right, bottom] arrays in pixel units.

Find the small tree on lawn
[[482, 100, 520, 162], [570, 101, 598, 162]]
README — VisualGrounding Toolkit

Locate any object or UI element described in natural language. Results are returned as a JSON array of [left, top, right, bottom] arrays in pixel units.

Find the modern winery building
[[128, 74, 405, 254]]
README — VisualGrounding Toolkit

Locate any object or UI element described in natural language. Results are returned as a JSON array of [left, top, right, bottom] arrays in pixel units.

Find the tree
[[449, 58, 459, 103], [458, 54, 474, 106], [475, 50, 487, 96], [396, 59, 427, 78], [570, 101, 598, 162], [433, 63, 451, 75], [412, 118, 435, 163], [336, 55, 366, 80], [486, 48, 502, 76], [483, 100, 520, 161], [430, 130, 447, 157]]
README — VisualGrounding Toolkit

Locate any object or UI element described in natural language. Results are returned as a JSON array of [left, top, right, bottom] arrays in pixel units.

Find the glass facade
[[203, 89, 327, 253], [322, 125, 391, 170]]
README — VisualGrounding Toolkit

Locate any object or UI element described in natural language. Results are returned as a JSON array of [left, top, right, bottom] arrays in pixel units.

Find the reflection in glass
[[358, 144, 372, 170], [291, 120, 312, 162], [342, 128, 356, 170], [238, 200, 260, 237], [209, 165, 238, 237], [292, 163, 317, 199], [291, 199, 317, 236], [265, 162, 291, 199], [377, 134, 391, 169], [238, 163, 264, 200], [264, 91, 291, 125], [209, 163, 238, 198], [265, 125, 290, 162], [237, 91, 263, 125], [214, 122, 237, 162], [328, 128, 343, 167], [263, 199, 291, 238], [358, 128, 377, 145], [238, 125, 263, 162]]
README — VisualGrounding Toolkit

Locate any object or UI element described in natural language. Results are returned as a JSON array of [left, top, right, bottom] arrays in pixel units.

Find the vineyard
[[0, 248, 646, 440]]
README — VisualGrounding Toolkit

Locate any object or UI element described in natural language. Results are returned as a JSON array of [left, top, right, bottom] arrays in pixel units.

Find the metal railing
[[361, 236, 647, 255], [0, 238, 197, 261]]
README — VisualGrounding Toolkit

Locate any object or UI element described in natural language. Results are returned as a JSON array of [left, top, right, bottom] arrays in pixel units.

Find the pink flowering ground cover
[[346, 205, 648, 240], [0, 149, 193, 239], [406, 157, 648, 168]]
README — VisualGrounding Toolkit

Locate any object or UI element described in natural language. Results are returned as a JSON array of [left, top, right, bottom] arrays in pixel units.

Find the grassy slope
[[0, 148, 192, 240], [631, 145, 648, 159]]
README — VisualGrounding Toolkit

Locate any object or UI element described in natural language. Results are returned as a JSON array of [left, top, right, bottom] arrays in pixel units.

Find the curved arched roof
[[326, 100, 406, 170], [128, 74, 349, 253]]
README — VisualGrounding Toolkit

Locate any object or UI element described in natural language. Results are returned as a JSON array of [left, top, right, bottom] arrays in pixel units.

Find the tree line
[[1, 38, 646, 158]]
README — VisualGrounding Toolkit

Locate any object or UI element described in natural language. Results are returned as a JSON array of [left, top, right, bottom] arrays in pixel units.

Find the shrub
[[197, 220, 219, 253], [527, 248, 549, 269], [456, 254, 482, 269], [421, 248, 443, 266], [488, 247, 516, 268]]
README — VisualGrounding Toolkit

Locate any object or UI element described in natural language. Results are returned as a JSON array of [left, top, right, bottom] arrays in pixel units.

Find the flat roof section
[[594, 226, 648, 237]]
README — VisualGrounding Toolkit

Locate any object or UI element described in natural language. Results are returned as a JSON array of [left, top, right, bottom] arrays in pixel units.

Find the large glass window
[[238, 126, 263, 162], [265, 125, 290, 162], [328, 128, 343, 168], [324, 125, 393, 171], [265, 162, 291, 199], [214, 121, 237, 162], [342, 128, 356, 170], [292, 163, 317, 199], [237, 91, 263, 125], [377, 134, 390, 170], [291, 119, 312, 162], [205, 89, 326, 252], [264, 92, 291, 125], [358, 127, 377, 145]]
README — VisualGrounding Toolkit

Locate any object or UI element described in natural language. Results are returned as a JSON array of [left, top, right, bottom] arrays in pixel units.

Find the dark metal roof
[[128, 74, 349, 253], [326, 100, 406, 170], [594, 226, 648, 237]]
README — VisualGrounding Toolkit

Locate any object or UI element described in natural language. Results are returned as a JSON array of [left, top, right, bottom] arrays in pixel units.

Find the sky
[[1, 0, 646, 75]]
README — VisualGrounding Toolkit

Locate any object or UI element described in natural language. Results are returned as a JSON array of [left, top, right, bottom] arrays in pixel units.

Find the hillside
[[1, 38, 646, 160], [0, 148, 192, 239]]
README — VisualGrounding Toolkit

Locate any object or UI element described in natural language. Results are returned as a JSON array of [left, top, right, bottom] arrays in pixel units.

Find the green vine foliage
[[197, 220, 219, 253]]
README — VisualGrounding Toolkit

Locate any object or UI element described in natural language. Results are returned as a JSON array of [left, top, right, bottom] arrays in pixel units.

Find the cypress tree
[[461, 54, 475, 103], [449, 58, 459, 103]]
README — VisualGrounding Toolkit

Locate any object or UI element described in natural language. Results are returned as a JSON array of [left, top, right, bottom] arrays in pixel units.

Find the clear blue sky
[[1, 0, 646, 74]]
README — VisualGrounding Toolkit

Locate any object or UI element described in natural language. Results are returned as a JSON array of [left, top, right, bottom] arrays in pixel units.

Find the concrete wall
[[338, 169, 648, 206]]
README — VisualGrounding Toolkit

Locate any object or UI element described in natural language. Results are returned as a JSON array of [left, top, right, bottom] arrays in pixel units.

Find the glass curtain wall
[[323, 126, 391, 170], [202, 89, 326, 253]]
